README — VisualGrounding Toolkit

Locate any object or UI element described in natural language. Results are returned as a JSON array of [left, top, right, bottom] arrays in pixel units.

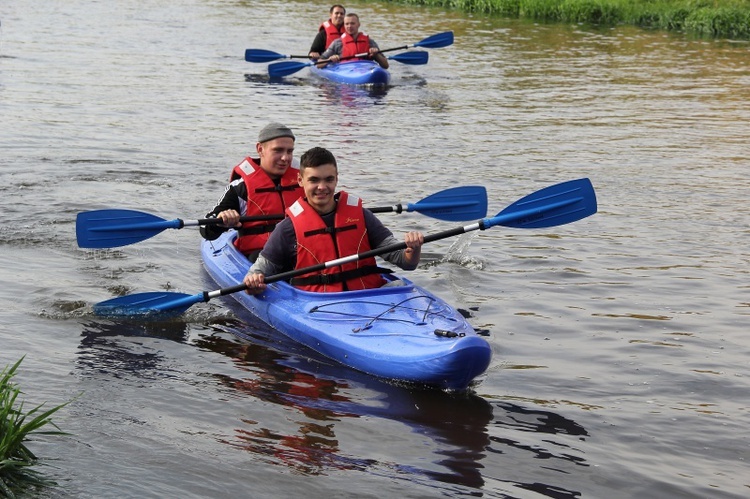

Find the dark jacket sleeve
[[199, 181, 244, 240], [309, 29, 328, 55]]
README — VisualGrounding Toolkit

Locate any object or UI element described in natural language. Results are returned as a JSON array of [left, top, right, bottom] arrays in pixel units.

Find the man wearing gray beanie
[[200, 123, 303, 261]]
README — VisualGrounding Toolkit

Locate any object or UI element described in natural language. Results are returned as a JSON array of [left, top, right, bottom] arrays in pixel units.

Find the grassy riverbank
[[1, 358, 69, 497], [383, 0, 750, 39]]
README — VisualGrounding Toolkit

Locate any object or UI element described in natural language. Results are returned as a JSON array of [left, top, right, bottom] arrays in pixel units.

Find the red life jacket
[[319, 20, 343, 49], [287, 192, 386, 292], [340, 32, 371, 62], [230, 157, 302, 256]]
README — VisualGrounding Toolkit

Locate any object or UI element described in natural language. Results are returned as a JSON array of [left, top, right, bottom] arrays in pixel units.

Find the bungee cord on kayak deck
[[307, 295, 449, 332]]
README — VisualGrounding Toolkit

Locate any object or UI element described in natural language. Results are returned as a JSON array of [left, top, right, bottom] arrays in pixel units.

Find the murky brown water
[[2, 0, 749, 497]]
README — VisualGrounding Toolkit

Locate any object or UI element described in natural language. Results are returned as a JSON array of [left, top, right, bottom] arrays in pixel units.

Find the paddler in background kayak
[[308, 4, 346, 59], [200, 123, 303, 262], [318, 13, 389, 69], [243, 146, 424, 294]]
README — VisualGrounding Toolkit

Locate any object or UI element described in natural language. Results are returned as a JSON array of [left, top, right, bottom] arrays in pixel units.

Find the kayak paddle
[[245, 49, 310, 63], [249, 31, 452, 64], [376, 31, 454, 53], [76, 185, 488, 249], [268, 51, 428, 79], [247, 49, 427, 66], [381, 50, 428, 65], [93, 178, 597, 317]]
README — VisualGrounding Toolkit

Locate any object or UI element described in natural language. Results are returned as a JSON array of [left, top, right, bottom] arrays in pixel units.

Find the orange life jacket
[[319, 20, 343, 49], [287, 192, 386, 292], [230, 157, 302, 256], [340, 32, 371, 62]]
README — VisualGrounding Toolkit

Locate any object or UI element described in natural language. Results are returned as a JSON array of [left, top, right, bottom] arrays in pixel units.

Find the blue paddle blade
[[245, 48, 285, 63], [485, 178, 597, 229], [268, 60, 311, 78], [77, 209, 182, 248], [415, 31, 454, 49], [93, 291, 205, 317], [390, 51, 429, 65], [406, 186, 487, 221]]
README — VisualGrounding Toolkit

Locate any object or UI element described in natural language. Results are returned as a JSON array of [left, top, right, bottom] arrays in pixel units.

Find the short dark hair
[[300, 147, 337, 172], [330, 5, 345, 14]]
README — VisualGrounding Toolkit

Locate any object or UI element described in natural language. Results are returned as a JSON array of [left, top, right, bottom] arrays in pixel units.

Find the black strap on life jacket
[[302, 223, 356, 238], [254, 184, 299, 194], [238, 223, 277, 236]]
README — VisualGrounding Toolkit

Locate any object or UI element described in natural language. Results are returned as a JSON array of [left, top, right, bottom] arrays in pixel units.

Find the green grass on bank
[[1, 358, 70, 498], [383, 0, 750, 39]]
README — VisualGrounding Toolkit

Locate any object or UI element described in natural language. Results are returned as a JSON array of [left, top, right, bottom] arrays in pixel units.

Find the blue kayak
[[310, 60, 391, 86], [201, 231, 491, 390]]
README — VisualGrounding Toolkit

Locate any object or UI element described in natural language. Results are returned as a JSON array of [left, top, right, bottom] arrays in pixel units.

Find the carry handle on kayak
[[92, 178, 597, 317]]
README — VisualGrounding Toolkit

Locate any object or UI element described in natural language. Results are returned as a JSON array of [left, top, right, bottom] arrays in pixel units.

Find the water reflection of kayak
[[200, 230, 492, 390]]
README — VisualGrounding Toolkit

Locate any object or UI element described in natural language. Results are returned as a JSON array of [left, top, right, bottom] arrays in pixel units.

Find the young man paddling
[[308, 4, 346, 59], [243, 147, 424, 294], [200, 123, 303, 262], [319, 13, 389, 69]]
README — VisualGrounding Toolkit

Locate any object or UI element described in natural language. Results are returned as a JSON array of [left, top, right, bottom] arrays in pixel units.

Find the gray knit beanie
[[257, 123, 295, 143]]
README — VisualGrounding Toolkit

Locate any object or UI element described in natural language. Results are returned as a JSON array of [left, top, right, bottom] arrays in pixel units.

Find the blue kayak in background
[[310, 60, 391, 86], [201, 230, 492, 390]]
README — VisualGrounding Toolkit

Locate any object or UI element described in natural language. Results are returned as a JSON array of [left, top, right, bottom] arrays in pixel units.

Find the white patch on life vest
[[288, 200, 304, 217], [238, 159, 256, 175], [346, 194, 360, 207]]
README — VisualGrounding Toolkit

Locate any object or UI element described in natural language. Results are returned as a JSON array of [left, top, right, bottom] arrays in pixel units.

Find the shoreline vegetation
[[1, 358, 69, 497], [382, 0, 750, 39]]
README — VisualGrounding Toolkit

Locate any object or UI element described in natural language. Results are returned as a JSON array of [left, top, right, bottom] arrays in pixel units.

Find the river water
[[2, 0, 749, 497]]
